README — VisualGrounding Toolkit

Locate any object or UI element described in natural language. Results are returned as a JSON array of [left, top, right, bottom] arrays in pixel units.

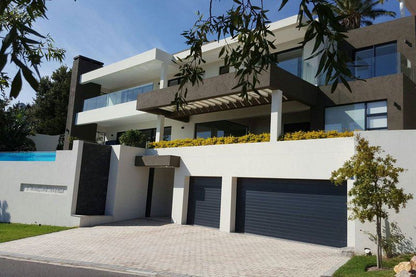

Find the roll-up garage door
[[236, 178, 347, 247], [187, 177, 222, 228]]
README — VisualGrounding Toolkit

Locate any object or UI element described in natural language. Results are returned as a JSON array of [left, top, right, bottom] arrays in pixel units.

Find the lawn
[[0, 223, 72, 243], [334, 254, 415, 277]]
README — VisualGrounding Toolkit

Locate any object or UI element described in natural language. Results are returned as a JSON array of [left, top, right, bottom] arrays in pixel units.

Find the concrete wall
[[146, 137, 356, 245], [94, 145, 149, 224], [28, 134, 60, 151], [353, 130, 416, 254], [0, 141, 84, 227], [146, 131, 416, 252]]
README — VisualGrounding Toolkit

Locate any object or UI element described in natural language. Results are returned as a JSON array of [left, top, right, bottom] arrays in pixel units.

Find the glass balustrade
[[83, 83, 154, 111]]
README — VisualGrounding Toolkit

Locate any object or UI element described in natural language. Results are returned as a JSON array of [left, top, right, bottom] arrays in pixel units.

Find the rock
[[411, 256, 416, 270], [395, 262, 412, 274], [395, 270, 416, 277]]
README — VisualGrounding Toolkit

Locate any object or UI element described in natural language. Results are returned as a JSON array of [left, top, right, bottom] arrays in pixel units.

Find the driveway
[[0, 219, 349, 277]]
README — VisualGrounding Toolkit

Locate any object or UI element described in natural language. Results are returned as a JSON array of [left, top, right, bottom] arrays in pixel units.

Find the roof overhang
[[174, 15, 305, 64], [136, 65, 318, 121], [80, 48, 176, 91], [135, 155, 180, 168]]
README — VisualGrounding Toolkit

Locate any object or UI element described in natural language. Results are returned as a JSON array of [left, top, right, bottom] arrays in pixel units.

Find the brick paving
[[0, 218, 349, 276]]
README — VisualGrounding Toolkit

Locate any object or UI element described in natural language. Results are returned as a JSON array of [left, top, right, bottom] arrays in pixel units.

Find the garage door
[[236, 178, 347, 247], [187, 177, 222, 228]]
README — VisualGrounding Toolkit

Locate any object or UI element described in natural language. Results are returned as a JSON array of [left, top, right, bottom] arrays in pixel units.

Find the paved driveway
[[0, 219, 349, 277]]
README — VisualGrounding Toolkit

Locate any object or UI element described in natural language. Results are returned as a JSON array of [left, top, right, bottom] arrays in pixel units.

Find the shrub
[[119, 129, 148, 148], [149, 130, 353, 149]]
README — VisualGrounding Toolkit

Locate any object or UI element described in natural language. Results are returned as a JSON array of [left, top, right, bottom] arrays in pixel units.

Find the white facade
[[2, 131, 416, 253]]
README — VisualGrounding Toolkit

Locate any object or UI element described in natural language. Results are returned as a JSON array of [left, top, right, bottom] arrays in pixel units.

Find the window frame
[[324, 100, 388, 131], [353, 41, 398, 79]]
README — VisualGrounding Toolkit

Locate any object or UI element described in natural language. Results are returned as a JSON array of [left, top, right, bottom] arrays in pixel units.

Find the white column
[[220, 176, 237, 232], [160, 62, 168, 89], [270, 90, 283, 142], [171, 174, 189, 225], [155, 115, 165, 142]]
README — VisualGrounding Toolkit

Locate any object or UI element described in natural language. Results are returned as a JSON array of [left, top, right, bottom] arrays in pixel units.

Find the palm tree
[[332, 0, 396, 30]]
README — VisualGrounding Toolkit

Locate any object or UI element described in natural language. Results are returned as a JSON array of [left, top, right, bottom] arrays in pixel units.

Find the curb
[[0, 251, 174, 276]]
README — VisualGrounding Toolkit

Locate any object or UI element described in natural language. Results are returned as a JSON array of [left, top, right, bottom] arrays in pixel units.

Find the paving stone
[[0, 218, 349, 277]]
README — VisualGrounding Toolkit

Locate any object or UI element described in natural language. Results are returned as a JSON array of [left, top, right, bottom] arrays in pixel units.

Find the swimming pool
[[0, 152, 56, 161]]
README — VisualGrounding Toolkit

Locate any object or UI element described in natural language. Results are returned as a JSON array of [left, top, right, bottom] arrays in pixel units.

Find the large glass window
[[115, 126, 172, 146], [276, 48, 303, 78], [195, 120, 248, 139], [325, 100, 387, 132], [354, 42, 398, 79]]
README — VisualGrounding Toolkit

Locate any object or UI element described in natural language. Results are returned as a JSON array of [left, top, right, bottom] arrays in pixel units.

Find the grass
[[334, 254, 415, 277], [0, 223, 73, 243]]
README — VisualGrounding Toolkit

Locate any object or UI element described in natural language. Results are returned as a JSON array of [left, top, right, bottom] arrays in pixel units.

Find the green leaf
[[0, 54, 7, 72], [10, 70, 22, 98]]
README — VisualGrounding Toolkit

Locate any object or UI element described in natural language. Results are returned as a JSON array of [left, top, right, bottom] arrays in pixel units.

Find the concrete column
[[270, 90, 283, 142], [171, 174, 190, 225], [155, 115, 165, 142], [220, 176, 237, 232], [159, 62, 168, 89]]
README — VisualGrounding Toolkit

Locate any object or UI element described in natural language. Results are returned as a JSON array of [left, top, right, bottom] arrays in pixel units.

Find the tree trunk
[[376, 216, 383, 269]]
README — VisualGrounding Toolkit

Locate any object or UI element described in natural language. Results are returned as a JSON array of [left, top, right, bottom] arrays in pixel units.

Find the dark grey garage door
[[187, 177, 222, 228], [236, 178, 347, 247]]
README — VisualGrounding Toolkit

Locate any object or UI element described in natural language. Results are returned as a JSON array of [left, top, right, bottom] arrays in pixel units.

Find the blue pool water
[[0, 152, 56, 161]]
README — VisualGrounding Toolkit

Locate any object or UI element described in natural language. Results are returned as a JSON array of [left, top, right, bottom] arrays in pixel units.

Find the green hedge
[[148, 130, 353, 149]]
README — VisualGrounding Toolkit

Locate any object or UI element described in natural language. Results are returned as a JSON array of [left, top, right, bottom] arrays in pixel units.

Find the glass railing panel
[[82, 83, 153, 111]]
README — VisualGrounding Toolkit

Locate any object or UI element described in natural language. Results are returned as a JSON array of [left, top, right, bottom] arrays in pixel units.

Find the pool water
[[0, 152, 56, 161]]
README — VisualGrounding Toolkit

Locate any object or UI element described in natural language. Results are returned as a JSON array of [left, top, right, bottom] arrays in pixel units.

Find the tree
[[330, 136, 413, 269], [0, 94, 36, 151], [119, 130, 148, 148], [331, 0, 396, 30], [31, 66, 71, 135], [0, 0, 65, 98], [175, 0, 393, 108]]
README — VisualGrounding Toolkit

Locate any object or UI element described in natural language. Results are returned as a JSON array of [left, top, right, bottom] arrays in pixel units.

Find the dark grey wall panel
[[187, 177, 222, 228], [75, 143, 112, 215], [236, 178, 347, 247]]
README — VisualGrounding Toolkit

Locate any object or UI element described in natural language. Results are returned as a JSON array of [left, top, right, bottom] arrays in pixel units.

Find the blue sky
[[10, 0, 409, 104]]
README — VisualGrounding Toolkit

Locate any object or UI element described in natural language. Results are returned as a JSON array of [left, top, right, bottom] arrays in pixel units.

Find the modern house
[[2, 15, 416, 253], [65, 16, 416, 148]]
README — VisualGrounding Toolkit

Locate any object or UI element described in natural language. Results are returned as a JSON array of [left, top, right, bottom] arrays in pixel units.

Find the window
[[195, 120, 248, 139], [168, 77, 182, 87], [325, 100, 387, 132], [276, 48, 303, 78], [219, 65, 229, 75], [163, 126, 172, 141], [354, 42, 398, 79]]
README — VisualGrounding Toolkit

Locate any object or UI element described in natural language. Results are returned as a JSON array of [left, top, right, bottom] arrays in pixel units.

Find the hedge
[[148, 130, 353, 149]]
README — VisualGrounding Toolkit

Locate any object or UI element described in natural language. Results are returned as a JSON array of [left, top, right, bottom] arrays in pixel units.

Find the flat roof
[[80, 48, 174, 90]]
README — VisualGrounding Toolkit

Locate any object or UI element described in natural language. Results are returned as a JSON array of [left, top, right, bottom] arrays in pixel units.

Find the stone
[[395, 270, 416, 277], [410, 256, 416, 270], [395, 262, 412, 274]]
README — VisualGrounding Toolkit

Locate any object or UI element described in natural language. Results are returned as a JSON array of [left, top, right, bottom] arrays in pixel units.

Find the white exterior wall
[[146, 137, 356, 245], [0, 141, 83, 227], [104, 145, 149, 222], [353, 130, 416, 254]]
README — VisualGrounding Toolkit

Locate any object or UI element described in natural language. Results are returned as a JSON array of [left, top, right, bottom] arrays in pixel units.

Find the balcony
[[83, 83, 154, 111]]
